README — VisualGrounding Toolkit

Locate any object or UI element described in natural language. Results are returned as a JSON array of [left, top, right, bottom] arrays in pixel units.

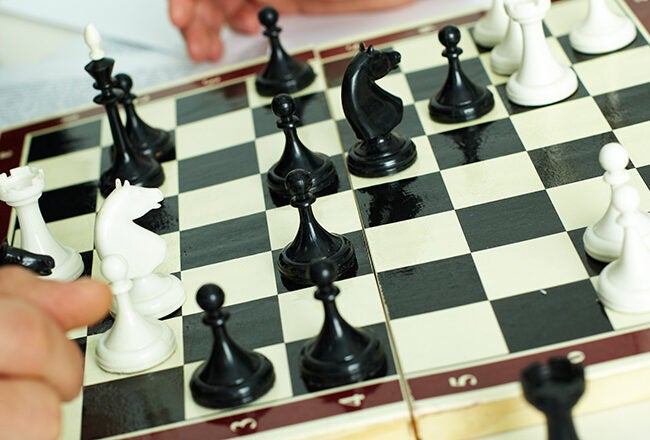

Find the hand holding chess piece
[[0, 266, 111, 440]]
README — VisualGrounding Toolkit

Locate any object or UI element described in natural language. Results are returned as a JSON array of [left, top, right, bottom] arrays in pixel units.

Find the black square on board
[[38, 181, 98, 223], [134, 195, 179, 236], [491, 279, 612, 353], [595, 82, 650, 130], [176, 82, 248, 126], [456, 190, 565, 251], [355, 172, 453, 228], [180, 212, 271, 270], [637, 164, 650, 190], [557, 32, 647, 65], [285, 322, 396, 397], [429, 117, 525, 169], [529, 131, 618, 188], [81, 367, 185, 439], [28, 120, 101, 162], [177, 142, 259, 192], [252, 92, 331, 139], [496, 79, 589, 116], [183, 295, 283, 364], [378, 254, 486, 320], [406, 58, 492, 103]]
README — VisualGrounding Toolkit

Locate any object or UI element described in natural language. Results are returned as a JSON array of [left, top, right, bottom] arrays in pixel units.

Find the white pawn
[[95, 180, 185, 319], [570, 0, 636, 54], [598, 186, 650, 313], [474, 0, 510, 48], [583, 143, 650, 262], [505, 0, 578, 106], [0, 166, 84, 281], [96, 254, 176, 373], [490, 16, 523, 75]]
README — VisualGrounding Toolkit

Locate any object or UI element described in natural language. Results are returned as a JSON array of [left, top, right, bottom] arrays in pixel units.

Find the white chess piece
[[96, 254, 176, 373], [474, 0, 510, 48], [84, 23, 105, 60], [0, 166, 84, 281], [570, 0, 636, 54], [490, 16, 523, 75], [598, 185, 650, 313], [95, 180, 185, 319], [583, 143, 650, 262], [505, 0, 578, 106]]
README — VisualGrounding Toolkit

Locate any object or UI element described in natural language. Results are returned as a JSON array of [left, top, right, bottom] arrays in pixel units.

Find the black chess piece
[[278, 169, 357, 289], [300, 261, 387, 391], [190, 284, 275, 408], [0, 238, 54, 276], [267, 94, 338, 205], [85, 56, 164, 197], [255, 6, 316, 96], [114, 73, 175, 161], [521, 357, 585, 440], [429, 25, 494, 123], [341, 44, 417, 178]]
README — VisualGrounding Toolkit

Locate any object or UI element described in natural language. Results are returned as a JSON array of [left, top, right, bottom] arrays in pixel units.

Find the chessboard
[[2, 0, 650, 439]]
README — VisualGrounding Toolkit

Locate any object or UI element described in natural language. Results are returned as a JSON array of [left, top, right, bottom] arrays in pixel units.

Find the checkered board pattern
[[2, 0, 650, 439]]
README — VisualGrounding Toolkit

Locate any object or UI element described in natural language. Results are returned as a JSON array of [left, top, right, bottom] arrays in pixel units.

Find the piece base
[[190, 353, 275, 408], [429, 88, 495, 123], [570, 19, 636, 55], [43, 245, 84, 281], [490, 47, 521, 76], [99, 162, 165, 198], [278, 235, 357, 289], [473, 20, 508, 48], [506, 67, 578, 107], [255, 63, 316, 97], [347, 133, 417, 178], [111, 274, 185, 319], [300, 334, 387, 392], [95, 321, 176, 374], [129, 128, 175, 162], [598, 264, 650, 314], [268, 153, 339, 205], [583, 224, 620, 263]]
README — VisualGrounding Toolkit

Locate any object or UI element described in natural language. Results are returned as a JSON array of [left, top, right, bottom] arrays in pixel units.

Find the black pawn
[[84, 57, 164, 197], [278, 169, 357, 289], [300, 261, 387, 391], [521, 357, 585, 440], [114, 73, 175, 161], [267, 94, 338, 205], [429, 25, 494, 123], [190, 284, 275, 408], [255, 7, 316, 96]]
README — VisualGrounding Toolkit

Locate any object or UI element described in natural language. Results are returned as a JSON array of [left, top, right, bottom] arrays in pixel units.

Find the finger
[[0, 298, 84, 400], [0, 379, 62, 440], [183, 22, 224, 62], [197, 0, 226, 28], [228, 2, 262, 34], [216, 0, 251, 19], [0, 266, 112, 331], [169, 0, 195, 28]]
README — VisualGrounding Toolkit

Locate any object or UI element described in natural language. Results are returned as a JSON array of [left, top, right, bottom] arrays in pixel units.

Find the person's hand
[[169, 0, 416, 62], [0, 267, 112, 440]]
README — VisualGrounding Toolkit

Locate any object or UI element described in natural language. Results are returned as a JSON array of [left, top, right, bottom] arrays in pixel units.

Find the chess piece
[[570, 0, 636, 54], [505, 0, 578, 106], [429, 26, 495, 123], [278, 169, 357, 289], [83, 24, 165, 197], [598, 185, 650, 313], [267, 94, 338, 205], [583, 143, 650, 262], [300, 261, 387, 391], [0, 237, 54, 276], [490, 15, 523, 75], [342, 44, 417, 177], [96, 254, 176, 373], [190, 284, 275, 408], [0, 166, 83, 281], [114, 73, 175, 162], [521, 357, 584, 440], [95, 180, 185, 319], [474, 0, 509, 48], [255, 7, 315, 96]]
